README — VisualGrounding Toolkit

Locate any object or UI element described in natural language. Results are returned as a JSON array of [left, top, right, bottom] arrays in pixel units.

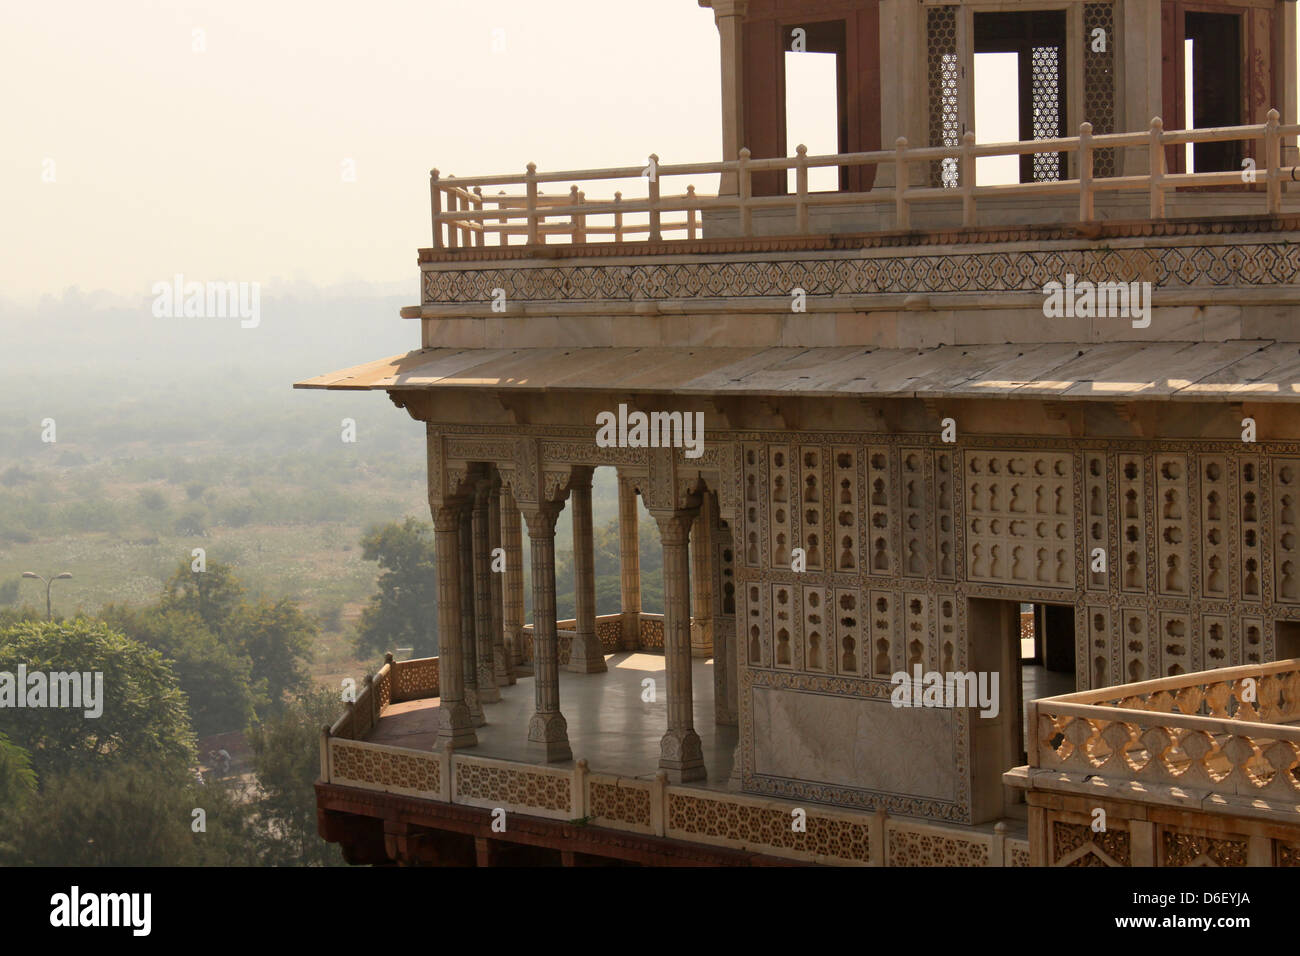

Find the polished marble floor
[[368, 652, 738, 788]]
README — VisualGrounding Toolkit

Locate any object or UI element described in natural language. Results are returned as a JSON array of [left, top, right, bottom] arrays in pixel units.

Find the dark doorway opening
[[1184, 12, 1242, 173], [974, 10, 1067, 183], [1018, 602, 1076, 762]]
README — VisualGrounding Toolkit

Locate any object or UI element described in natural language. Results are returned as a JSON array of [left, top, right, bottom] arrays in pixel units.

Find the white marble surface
[[751, 686, 956, 800]]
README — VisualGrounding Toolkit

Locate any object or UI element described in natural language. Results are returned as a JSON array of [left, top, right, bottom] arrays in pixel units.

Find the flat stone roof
[[295, 340, 1300, 402]]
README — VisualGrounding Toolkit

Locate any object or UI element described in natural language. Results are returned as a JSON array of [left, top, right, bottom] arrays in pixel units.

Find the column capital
[[432, 502, 466, 533], [567, 465, 595, 492], [652, 509, 697, 546], [524, 503, 563, 537], [706, 0, 748, 21]]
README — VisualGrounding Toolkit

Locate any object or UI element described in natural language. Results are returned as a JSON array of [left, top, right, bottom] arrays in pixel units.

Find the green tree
[[0, 732, 36, 809], [100, 603, 258, 737], [0, 761, 258, 866], [161, 559, 244, 632], [355, 518, 438, 658], [234, 598, 316, 712], [0, 619, 195, 779], [247, 686, 343, 866]]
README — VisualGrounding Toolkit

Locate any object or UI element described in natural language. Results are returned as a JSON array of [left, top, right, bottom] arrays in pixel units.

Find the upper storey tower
[[701, 0, 1298, 194]]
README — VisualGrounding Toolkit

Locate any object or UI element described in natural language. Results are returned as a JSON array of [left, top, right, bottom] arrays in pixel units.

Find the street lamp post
[[21, 571, 72, 621]]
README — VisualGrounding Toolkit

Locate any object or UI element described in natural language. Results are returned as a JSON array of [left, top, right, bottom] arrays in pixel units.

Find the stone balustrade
[[320, 649, 1028, 865], [1030, 660, 1300, 809], [429, 113, 1299, 251]]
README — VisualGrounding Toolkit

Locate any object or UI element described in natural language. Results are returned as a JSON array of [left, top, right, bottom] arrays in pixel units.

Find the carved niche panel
[[965, 452, 1073, 589], [769, 445, 793, 571], [1240, 457, 1263, 602], [1274, 458, 1300, 604], [1155, 455, 1190, 598]]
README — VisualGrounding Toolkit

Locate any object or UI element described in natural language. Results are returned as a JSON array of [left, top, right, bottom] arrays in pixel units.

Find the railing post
[[1148, 117, 1166, 219], [473, 186, 485, 248], [894, 137, 910, 230], [446, 177, 459, 250], [1078, 122, 1095, 221], [737, 147, 752, 236], [959, 131, 976, 227], [686, 185, 697, 240], [1266, 108, 1282, 214], [647, 153, 662, 242], [430, 168, 443, 250], [569, 185, 583, 243], [363, 673, 376, 728], [613, 190, 623, 242], [320, 725, 332, 783], [795, 144, 809, 234], [497, 189, 509, 247], [525, 162, 539, 245]]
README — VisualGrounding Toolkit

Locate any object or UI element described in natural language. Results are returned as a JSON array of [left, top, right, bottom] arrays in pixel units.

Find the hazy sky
[[2, 0, 723, 302], [5, 3, 1294, 305]]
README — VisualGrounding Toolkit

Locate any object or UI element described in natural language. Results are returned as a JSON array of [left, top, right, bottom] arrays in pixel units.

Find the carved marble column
[[433, 504, 476, 749], [567, 468, 607, 673], [458, 505, 485, 726], [617, 473, 642, 651], [488, 477, 513, 686], [525, 504, 572, 762], [472, 479, 501, 703], [690, 493, 715, 658], [654, 509, 706, 782], [713, 514, 738, 726], [501, 487, 526, 667]]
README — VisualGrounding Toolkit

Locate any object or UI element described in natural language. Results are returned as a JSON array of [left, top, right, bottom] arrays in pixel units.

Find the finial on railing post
[[613, 190, 624, 242], [894, 137, 910, 230], [686, 184, 697, 240], [525, 162, 539, 246], [473, 186, 485, 248], [737, 147, 752, 236], [1078, 122, 1095, 221], [445, 174, 459, 250], [430, 169, 443, 251], [569, 184, 582, 243], [647, 153, 662, 242], [795, 144, 809, 234], [959, 131, 976, 227], [497, 189, 509, 247], [1148, 117, 1166, 219], [1265, 108, 1282, 214]]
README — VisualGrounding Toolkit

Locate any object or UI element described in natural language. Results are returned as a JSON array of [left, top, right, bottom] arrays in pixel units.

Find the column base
[[690, 620, 713, 658], [436, 702, 478, 749], [619, 612, 641, 651], [476, 662, 502, 703], [565, 633, 608, 673], [465, 687, 486, 727], [659, 728, 706, 782], [493, 645, 514, 686], [527, 711, 572, 763]]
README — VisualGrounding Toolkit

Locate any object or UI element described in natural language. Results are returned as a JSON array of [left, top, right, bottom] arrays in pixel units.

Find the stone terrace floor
[[366, 652, 739, 790]]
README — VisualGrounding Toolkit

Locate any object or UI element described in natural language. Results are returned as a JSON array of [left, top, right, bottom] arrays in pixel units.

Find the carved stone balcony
[[1007, 659, 1300, 866]]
